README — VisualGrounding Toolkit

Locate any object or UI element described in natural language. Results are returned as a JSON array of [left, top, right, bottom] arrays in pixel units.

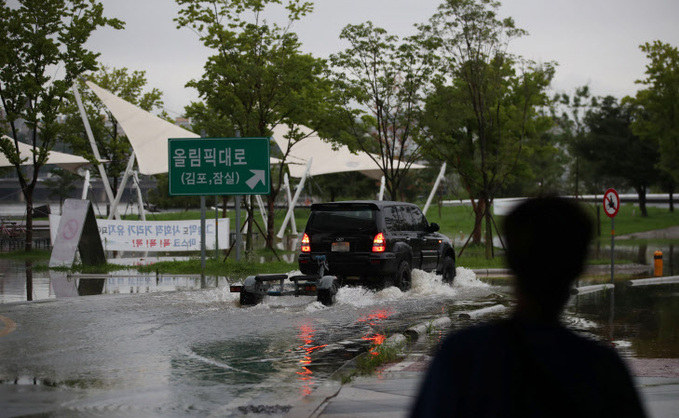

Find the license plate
[[332, 242, 350, 252]]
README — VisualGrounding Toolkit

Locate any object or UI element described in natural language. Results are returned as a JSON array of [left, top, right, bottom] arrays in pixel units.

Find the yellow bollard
[[654, 250, 663, 277]]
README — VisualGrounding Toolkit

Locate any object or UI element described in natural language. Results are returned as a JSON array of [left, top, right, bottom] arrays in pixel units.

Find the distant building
[[174, 117, 191, 130]]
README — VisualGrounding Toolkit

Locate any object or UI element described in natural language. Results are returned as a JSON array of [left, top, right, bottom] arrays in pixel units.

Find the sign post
[[603, 188, 620, 285], [168, 137, 270, 264]]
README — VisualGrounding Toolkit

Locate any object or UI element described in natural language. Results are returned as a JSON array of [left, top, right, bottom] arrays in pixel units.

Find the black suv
[[297, 200, 456, 291]]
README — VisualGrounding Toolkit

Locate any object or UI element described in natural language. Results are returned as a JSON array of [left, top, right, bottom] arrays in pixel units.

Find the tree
[[310, 172, 377, 202], [629, 41, 679, 210], [500, 125, 567, 197], [0, 0, 122, 251], [175, 0, 335, 251], [578, 96, 660, 217], [551, 86, 595, 196], [329, 21, 436, 201], [43, 167, 79, 211], [61, 66, 166, 196], [420, 0, 554, 258]]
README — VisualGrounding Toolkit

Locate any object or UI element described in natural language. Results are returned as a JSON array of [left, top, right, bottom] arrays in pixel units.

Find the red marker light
[[301, 233, 311, 253], [372, 232, 385, 253]]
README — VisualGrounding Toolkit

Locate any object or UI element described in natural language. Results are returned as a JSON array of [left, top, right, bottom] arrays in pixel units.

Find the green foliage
[[0, 0, 122, 250], [602, 203, 679, 237], [146, 173, 201, 210], [175, 0, 336, 247], [354, 342, 403, 375], [135, 257, 295, 277], [577, 96, 660, 216], [0, 249, 51, 261], [628, 41, 679, 185], [308, 172, 378, 202], [419, 0, 555, 257], [550, 86, 595, 195], [329, 21, 435, 201], [42, 167, 80, 208]]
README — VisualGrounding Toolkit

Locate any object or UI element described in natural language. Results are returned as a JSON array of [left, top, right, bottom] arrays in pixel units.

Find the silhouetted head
[[503, 197, 593, 320]]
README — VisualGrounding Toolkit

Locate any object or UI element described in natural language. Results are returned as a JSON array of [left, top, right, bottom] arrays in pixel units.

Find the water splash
[[453, 267, 489, 288], [332, 267, 486, 307]]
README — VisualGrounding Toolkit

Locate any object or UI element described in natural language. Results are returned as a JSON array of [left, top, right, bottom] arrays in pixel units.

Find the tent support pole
[[283, 173, 297, 235], [423, 162, 447, 216], [255, 195, 267, 228], [378, 176, 386, 201], [132, 170, 146, 221], [108, 151, 136, 220], [277, 159, 312, 239], [72, 82, 120, 219], [81, 169, 91, 200]]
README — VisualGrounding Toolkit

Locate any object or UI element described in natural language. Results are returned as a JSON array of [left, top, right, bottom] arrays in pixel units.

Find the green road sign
[[168, 137, 270, 196]]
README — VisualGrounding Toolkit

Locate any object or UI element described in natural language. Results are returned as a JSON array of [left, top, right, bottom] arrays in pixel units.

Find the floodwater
[[570, 281, 679, 359], [1, 257, 678, 416], [0, 268, 495, 417]]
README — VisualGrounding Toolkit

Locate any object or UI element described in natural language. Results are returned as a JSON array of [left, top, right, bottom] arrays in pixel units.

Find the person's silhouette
[[411, 196, 646, 418]]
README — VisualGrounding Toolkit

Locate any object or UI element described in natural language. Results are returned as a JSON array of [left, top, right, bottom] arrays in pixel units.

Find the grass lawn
[[19, 201, 679, 274]]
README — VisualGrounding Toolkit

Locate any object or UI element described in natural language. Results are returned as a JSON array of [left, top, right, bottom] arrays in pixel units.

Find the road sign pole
[[235, 195, 242, 262], [215, 195, 219, 260], [200, 196, 206, 276], [603, 188, 619, 286], [611, 217, 615, 285]]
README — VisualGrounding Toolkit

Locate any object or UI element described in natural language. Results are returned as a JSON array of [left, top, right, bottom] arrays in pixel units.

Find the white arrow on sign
[[246, 170, 266, 190]]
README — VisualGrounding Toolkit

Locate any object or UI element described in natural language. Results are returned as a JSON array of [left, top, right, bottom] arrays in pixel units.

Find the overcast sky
[[84, 0, 679, 117]]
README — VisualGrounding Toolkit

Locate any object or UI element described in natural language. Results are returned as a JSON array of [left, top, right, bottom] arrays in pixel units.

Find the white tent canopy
[[86, 80, 425, 179], [270, 124, 426, 179], [0, 135, 92, 172], [85, 80, 199, 176]]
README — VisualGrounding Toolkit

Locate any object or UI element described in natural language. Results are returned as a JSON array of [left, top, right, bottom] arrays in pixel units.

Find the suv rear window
[[306, 209, 376, 232]]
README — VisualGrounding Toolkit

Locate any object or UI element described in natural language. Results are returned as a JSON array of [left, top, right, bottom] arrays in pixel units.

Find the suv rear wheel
[[317, 282, 338, 306], [395, 260, 412, 291], [240, 290, 263, 306], [440, 256, 456, 284]]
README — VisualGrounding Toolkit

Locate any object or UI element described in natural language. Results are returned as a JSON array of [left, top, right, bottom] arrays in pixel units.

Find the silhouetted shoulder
[[411, 319, 647, 418]]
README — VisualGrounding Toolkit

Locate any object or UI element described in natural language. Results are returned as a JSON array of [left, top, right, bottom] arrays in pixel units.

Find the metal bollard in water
[[654, 250, 663, 277]]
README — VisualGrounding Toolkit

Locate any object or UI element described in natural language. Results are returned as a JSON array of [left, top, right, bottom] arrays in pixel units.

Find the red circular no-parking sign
[[603, 189, 620, 218], [62, 219, 80, 240]]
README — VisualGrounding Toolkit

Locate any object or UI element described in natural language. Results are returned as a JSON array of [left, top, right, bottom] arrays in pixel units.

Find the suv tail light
[[301, 233, 311, 253], [372, 232, 386, 253]]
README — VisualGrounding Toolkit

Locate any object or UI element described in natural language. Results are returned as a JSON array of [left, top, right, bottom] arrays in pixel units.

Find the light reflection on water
[[356, 308, 394, 356], [295, 323, 328, 397]]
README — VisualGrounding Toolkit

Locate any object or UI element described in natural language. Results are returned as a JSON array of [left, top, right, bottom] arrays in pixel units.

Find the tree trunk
[[24, 193, 33, 252], [484, 200, 493, 259], [471, 199, 485, 244], [670, 189, 675, 213], [25, 260, 33, 301], [266, 194, 276, 249], [637, 186, 648, 217]]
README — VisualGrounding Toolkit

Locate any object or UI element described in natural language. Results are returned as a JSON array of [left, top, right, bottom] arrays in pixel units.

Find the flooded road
[[1, 259, 678, 417], [0, 269, 498, 417]]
